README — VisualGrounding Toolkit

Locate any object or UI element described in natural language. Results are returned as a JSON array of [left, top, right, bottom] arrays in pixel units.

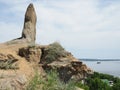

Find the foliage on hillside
[[85, 72, 120, 90], [41, 42, 68, 64]]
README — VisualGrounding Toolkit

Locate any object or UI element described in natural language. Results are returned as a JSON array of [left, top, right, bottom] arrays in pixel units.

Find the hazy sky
[[0, 0, 120, 59]]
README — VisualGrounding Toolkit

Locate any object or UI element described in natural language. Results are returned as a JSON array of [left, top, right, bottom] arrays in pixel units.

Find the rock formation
[[5, 3, 37, 45], [0, 3, 93, 90], [0, 4, 38, 90], [19, 46, 42, 63], [42, 57, 92, 82], [39, 42, 93, 82], [22, 3, 37, 43]]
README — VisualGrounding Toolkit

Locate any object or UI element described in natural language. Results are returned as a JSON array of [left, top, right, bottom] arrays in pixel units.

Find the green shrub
[[112, 82, 120, 90], [0, 59, 19, 70], [26, 72, 42, 90], [86, 77, 112, 90], [42, 70, 75, 90], [42, 42, 68, 64], [92, 72, 114, 80], [75, 82, 89, 90]]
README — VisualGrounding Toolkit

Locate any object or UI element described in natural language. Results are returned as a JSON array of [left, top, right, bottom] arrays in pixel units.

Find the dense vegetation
[[27, 70, 78, 90], [85, 72, 120, 90], [27, 70, 120, 90]]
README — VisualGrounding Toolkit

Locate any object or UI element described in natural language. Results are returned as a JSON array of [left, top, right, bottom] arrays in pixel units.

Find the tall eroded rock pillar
[[5, 3, 37, 45], [22, 3, 37, 43]]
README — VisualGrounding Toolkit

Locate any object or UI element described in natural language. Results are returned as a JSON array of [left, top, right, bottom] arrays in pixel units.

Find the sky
[[0, 0, 120, 59]]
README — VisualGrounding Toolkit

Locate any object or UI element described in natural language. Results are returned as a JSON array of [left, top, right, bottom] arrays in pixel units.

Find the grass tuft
[[26, 70, 76, 90], [0, 59, 19, 70]]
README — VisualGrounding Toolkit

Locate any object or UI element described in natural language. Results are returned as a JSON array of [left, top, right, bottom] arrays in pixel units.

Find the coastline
[[81, 60, 120, 78]]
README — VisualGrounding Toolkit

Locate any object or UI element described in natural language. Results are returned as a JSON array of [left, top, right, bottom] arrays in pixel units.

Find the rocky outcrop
[[0, 53, 17, 61], [5, 3, 37, 45], [18, 46, 41, 63], [0, 48, 36, 90], [0, 3, 93, 90], [40, 42, 93, 82], [41, 55, 92, 82], [0, 4, 38, 90], [17, 42, 93, 82]]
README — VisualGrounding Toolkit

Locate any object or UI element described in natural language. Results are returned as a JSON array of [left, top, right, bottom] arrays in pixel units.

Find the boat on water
[[97, 62, 101, 64]]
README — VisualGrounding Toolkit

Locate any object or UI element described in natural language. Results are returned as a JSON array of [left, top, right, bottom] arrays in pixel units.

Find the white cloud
[[0, 0, 120, 59], [0, 0, 28, 4]]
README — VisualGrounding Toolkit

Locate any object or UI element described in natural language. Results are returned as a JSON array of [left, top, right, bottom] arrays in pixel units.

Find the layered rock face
[[40, 42, 93, 82], [42, 58, 92, 82]]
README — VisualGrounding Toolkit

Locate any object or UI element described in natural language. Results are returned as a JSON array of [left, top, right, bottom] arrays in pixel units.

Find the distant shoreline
[[81, 60, 120, 77], [79, 59, 120, 61]]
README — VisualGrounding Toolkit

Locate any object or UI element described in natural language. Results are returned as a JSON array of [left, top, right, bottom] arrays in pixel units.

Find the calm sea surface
[[82, 61, 120, 77]]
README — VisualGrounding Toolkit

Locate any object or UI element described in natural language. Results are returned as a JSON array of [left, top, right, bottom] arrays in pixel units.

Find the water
[[82, 61, 120, 77]]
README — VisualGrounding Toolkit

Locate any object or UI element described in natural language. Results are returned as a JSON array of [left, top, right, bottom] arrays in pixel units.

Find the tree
[[112, 83, 120, 90], [86, 78, 112, 90]]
